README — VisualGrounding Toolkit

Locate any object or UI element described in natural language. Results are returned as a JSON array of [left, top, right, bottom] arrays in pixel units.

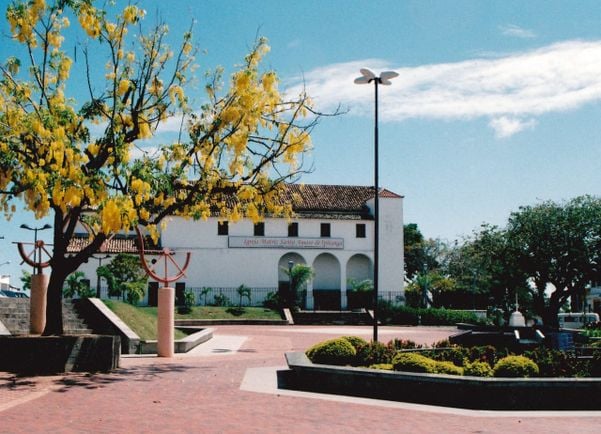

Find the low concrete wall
[[0, 335, 120, 374], [280, 352, 601, 410], [77, 298, 140, 354], [138, 327, 213, 354], [0, 319, 10, 336]]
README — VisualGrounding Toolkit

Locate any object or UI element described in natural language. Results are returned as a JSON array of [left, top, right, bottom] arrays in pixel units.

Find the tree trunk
[[42, 269, 67, 335]]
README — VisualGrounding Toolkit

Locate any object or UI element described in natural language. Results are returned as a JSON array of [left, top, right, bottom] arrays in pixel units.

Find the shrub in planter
[[369, 363, 393, 371], [433, 361, 463, 376], [355, 341, 395, 366], [341, 336, 368, 351], [590, 352, 601, 377], [493, 355, 539, 378], [388, 338, 421, 351], [430, 346, 470, 367], [392, 353, 437, 373], [464, 360, 493, 377], [523, 347, 583, 377], [305, 338, 356, 366]]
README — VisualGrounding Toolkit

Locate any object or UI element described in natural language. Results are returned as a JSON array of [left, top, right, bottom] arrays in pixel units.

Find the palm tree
[[283, 264, 314, 308]]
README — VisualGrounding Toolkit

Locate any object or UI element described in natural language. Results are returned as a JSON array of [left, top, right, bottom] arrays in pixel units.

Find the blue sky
[[2, 0, 601, 284]]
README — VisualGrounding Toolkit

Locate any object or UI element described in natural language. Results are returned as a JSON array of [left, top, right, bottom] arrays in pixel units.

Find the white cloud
[[284, 40, 601, 137], [489, 116, 537, 138], [500, 24, 537, 39]]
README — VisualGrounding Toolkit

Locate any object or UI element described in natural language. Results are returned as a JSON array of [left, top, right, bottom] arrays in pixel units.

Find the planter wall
[[0, 335, 120, 375], [280, 352, 601, 410]]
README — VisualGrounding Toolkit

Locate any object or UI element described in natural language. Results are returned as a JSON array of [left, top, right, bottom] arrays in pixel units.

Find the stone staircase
[[292, 309, 373, 325], [0, 298, 94, 335]]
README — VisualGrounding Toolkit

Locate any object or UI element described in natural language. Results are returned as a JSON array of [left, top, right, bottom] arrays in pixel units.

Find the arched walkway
[[312, 253, 341, 310], [278, 253, 307, 308], [346, 254, 373, 309]]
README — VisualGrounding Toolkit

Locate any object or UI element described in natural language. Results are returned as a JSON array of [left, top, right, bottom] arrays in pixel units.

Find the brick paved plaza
[[1, 325, 600, 433]]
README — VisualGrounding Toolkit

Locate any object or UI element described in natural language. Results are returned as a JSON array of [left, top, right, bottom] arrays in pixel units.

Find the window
[[217, 221, 229, 236], [356, 223, 366, 238], [254, 222, 265, 236], [320, 223, 331, 238], [288, 222, 298, 237]]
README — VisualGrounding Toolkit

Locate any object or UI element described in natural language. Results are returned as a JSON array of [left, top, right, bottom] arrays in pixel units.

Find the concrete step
[[292, 310, 373, 325]]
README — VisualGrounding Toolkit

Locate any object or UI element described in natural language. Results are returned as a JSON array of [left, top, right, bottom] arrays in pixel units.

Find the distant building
[[72, 184, 404, 309]]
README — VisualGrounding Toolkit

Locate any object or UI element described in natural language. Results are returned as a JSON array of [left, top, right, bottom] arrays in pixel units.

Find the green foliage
[[97, 253, 147, 305], [378, 301, 485, 326], [523, 347, 587, 377], [199, 287, 213, 305], [282, 264, 314, 308], [177, 290, 196, 314], [493, 356, 539, 378], [355, 341, 395, 367], [212, 292, 230, 307], [262, 291, 282, 310], [387, 338, 422, 351], [392, 353, 437, 373], [236, 284, 251, 308], [341, 336, 368, 351], [347, 278, 373, 292], [434, 361, 464, 376], [305, 338, 356, 366], [63, 271, 94, 298], [464, 360, 493, 377], [19, 270, 31, 292], [369, 363, 393, 371], [590, 352, 601, 377]]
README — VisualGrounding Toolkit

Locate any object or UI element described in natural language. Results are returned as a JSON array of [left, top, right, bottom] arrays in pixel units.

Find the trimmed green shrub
[[523, 347, 586, 377], [305, 338, 356, 366], [464, 360, 493, 377], [392, 353, 437, 373], [369, 363, 393, 371], [377, 301, 486, 326], [355, 341, 395, 366], [493, 356, 539, 378], [590, 352, 601, 377], [434, 361, 463, 376], [341, 336, 368, 351], [392, 352, 463, 375], [387, 338, 421, 351], [429, 346, 470, 367]]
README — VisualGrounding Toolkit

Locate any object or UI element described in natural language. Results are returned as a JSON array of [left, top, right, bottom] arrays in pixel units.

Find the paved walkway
[[1, 325, 601, 433]]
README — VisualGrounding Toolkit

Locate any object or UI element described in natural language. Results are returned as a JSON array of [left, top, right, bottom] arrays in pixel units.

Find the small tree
[[63, 270, 94, 298], [200, 286, 212, 306], [0, 1, 326, 334], [236, 284, 251, 308], [282, 264, 314, 308], [96, 253, 147, 305]]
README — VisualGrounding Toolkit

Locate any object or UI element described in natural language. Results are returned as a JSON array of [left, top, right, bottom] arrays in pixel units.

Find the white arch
[[278, 252, 307, 281], [312, 253, 341, 290], [346, 253, 373, 284]]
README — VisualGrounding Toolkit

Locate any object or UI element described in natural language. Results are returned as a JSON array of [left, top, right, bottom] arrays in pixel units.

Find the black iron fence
[[95, 285, 404, 309]]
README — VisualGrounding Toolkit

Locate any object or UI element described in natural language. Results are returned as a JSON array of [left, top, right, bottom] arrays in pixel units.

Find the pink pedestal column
[[30, 273, 49, 335], [157, 286, 175, 357]]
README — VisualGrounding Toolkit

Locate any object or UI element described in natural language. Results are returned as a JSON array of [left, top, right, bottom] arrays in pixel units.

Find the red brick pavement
[[1, 325, 600, 434]]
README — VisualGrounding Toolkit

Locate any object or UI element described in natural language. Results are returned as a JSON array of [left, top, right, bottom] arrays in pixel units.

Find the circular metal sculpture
[[16, 240, 52, 274], [135, 227, 191, 285]]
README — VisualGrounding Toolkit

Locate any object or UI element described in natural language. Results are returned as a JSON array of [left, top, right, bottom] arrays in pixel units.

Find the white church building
[[72, 184, 404, 310]]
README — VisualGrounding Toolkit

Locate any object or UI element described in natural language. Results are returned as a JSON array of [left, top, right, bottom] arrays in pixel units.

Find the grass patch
[[103, 300, 187, 341], [174, 306, 283, 320]]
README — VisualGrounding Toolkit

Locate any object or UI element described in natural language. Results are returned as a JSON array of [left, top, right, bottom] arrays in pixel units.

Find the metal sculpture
[[135, 226, 191, 357], [15, 239, 53, 334]]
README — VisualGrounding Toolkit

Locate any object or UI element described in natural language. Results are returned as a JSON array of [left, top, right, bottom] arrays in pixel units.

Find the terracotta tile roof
[[213, 184, 402, 219], [67, 234, 160, 254]]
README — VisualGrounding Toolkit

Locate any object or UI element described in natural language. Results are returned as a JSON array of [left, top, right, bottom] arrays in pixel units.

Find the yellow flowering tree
[[0, 0, 321, 335]]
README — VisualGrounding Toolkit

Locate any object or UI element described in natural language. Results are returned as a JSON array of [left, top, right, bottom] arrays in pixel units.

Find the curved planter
[[280, 352, 601, 410]]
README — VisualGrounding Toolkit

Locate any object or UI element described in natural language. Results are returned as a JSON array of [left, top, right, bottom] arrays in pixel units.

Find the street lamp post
[[20, 223, 52, 273], [354, 68, 398, 342], [91, 254, 111, 298]]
